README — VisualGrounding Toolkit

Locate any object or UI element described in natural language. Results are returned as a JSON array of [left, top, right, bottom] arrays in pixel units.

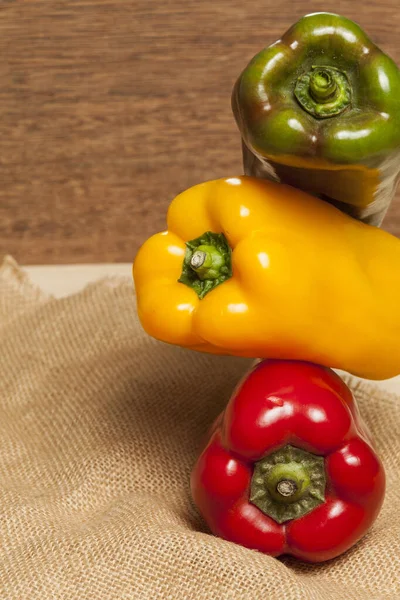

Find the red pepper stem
[[276, 479, 298, 497], [250, 445, 326, 523]]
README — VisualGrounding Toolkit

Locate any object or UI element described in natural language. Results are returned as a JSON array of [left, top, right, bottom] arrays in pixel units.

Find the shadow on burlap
[[0, 256, 399, 600]]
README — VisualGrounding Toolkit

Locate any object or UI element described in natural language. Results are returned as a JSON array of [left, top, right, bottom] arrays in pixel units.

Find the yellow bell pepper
[[133, 176, 400, 380]]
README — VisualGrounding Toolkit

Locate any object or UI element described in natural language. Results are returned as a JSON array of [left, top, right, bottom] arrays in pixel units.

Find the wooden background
[[1, 0, 400, 264]]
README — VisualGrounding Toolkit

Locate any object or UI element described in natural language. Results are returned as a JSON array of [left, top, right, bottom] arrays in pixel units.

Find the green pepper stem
[[294, 66, 352, 119], [309, 69, 337, 103]]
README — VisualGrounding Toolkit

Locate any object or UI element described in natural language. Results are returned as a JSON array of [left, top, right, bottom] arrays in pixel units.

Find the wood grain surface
[[1, 0, 400, 264]]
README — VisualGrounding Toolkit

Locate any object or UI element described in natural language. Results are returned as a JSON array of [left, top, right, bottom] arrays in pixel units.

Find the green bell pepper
[[232, 12, 400, 225]]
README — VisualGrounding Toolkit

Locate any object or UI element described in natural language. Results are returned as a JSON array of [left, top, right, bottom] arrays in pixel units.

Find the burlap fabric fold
[[1, 256, 399, 600]]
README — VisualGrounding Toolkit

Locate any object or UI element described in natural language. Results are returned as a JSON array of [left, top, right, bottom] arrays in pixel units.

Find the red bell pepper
[[191, 360, 385, 562]]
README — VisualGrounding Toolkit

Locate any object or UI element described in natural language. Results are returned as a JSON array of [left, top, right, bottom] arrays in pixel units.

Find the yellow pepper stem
[[178, 232, 232, 299], [190, 245, 226, 281]]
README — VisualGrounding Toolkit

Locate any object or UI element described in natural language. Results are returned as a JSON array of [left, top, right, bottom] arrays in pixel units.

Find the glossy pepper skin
[[232, 12, 400, 225], [191, 360, 385, 563], [133, 176, 400, 380]]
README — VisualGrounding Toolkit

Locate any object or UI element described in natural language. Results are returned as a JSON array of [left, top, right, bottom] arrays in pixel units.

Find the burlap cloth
[[1, 256, 399, 600]]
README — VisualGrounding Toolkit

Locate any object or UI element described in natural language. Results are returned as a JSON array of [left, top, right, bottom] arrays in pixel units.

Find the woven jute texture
[[1, 256, 399, 600]]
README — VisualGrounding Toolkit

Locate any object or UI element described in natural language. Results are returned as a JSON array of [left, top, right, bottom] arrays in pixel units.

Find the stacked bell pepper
[[133, 13, 400, 562], [232, 12, 400, 225], [190, 361, 385, 562]]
